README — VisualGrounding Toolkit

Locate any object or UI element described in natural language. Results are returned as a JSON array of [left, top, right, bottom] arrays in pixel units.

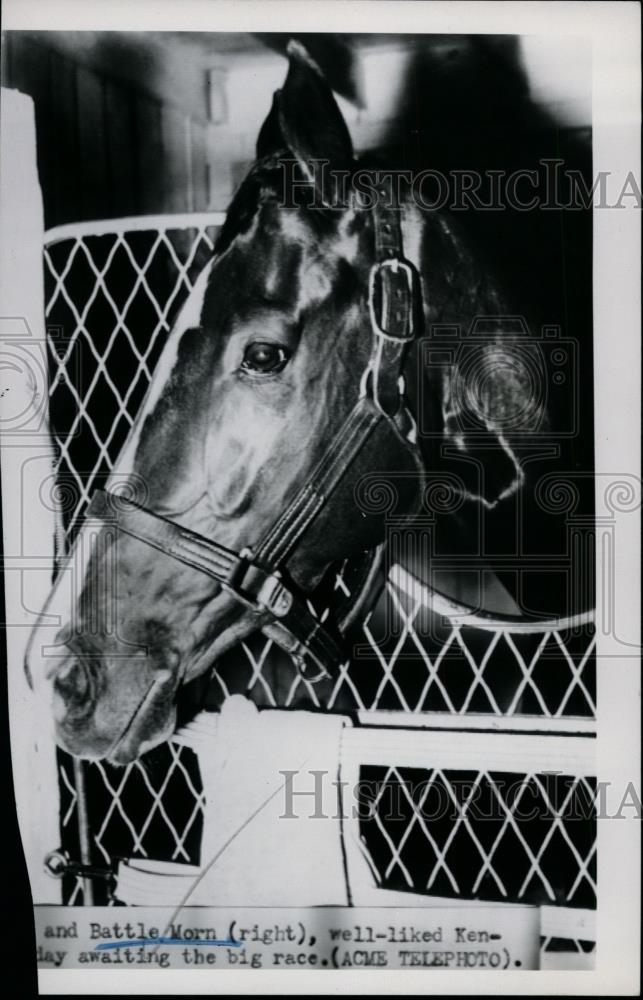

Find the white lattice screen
[[43, 214, 596, 961]]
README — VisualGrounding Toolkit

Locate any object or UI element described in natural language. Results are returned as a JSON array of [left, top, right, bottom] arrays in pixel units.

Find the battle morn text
[[34, 905, 542, 970]]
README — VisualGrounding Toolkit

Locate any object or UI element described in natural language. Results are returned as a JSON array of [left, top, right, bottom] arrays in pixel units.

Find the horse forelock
[[214, 151, 323, 258]]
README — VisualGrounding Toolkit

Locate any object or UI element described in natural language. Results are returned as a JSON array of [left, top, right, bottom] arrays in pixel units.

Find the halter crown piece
[[87, 189, 425, 682]]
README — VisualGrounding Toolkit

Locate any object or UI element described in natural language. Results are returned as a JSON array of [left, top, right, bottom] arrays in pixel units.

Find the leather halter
[[86, 192, 424, 682]]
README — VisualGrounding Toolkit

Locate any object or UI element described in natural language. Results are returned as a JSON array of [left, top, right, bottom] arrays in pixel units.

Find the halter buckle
[[368, 257, 415, 343], [255, 571, 293, 618]]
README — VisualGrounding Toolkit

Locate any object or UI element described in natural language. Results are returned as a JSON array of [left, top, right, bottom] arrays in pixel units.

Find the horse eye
[[241, 341, 290, 374]]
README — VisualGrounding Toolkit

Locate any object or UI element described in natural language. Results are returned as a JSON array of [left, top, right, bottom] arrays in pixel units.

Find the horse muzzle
[[30, 630, 181, 764], [50, 651, 97, 718]]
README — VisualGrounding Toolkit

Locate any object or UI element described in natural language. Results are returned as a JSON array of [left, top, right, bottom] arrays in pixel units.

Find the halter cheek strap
[[255, 194, 420, 568], [84, 193, 425, 682], [85, 488, 346, 675]]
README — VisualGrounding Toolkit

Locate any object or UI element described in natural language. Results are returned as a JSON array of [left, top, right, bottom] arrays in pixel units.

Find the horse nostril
[[54, 659, 91, 707]]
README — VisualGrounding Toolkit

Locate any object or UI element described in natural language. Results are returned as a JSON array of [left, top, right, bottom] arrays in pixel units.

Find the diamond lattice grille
[[357, 765, 596, 909]]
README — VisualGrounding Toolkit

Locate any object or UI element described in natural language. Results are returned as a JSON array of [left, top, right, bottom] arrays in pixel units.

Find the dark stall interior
[[2, 31, 591, 226]]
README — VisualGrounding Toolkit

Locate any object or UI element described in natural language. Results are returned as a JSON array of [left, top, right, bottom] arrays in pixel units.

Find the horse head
[[26, 42, 531, 763]]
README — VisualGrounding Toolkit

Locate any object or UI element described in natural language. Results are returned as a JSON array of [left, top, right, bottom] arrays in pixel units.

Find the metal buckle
[[368, 257, 415, 343], [255, 572, 293, 618], [234, 548, 292, 618]]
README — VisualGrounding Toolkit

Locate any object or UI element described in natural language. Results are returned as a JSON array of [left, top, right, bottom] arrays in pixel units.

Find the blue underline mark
[[95, 938, 240, 950]]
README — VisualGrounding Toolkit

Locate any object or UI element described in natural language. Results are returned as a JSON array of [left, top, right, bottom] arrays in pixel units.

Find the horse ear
[[256, 91, 283, 160], [437, 344, 540, 509], [256, 39, 354, 205]]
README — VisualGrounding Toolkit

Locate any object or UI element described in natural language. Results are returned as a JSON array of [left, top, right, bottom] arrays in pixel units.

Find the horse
[[27, 41, 563, 765]]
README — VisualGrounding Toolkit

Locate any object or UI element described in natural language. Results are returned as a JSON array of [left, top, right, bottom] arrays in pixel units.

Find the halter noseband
[[85, 193, 425, 682]]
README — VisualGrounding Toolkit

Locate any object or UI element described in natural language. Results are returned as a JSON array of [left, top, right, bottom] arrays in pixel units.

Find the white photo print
[[1, 1, 640, 995]]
